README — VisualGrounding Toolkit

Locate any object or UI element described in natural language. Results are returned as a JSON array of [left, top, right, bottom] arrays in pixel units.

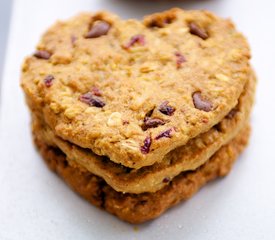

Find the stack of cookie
[[21, 9, 256, 223]]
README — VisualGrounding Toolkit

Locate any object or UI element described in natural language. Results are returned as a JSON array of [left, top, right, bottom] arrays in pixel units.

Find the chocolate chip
[[85, 21, 110, 38], [175, 52, 186, 68], [155, 128, 173, 140], [91, 86, 102, 96], [44, 75, 54, 87], [162, 177, 170, 183], [159, 101, 175, 116], [79, 92, 105, 108], [142, 118, 165, 131], [33, 50, 51, 60], [189, 22, 208, 40], [124, 34, 145, 49], [140, 135, 152, 154], [192, 92, 212, 112], [226, 108, 238, 119]]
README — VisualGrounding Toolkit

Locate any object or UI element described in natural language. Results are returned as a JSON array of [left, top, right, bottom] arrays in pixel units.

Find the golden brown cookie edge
[[33, 125, 250, 224]]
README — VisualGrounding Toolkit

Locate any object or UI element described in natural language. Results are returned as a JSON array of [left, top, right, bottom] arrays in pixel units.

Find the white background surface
[[0, 0, 275, 239]]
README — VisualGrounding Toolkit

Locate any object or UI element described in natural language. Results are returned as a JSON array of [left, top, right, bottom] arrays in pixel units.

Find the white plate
[[1, 0, 275, 239]]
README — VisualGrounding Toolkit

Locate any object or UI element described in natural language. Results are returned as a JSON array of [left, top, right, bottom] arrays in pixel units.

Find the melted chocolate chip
[[34, 50, 51, 60], [44, 75, 54, 87], [192, 92, 213, 112], [124, 34, 145, 49], [140, 136, 152, 154], [91, 86, 102, 96], [85, 21, 110, 38], [189, 22, 208, 40], [142, 118, 165, 131], [79, 92, 105, 108], [159, 101, 175, 116], [162, 177, 170, 183], [175, 52, 186, 68], [155, 128, 173, 140]]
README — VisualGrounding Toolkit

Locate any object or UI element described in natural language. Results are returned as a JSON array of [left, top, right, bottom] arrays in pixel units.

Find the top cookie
[[21, 8, 251, 169]]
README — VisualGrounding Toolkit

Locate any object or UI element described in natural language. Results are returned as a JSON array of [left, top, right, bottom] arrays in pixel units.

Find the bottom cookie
[[33, 125, 250, 224]]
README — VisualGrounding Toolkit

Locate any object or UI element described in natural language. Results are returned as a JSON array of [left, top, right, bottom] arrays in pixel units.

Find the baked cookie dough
[[21, 8, 256, 224], [31, 71, 255, 193], [33, 125, 250, 224], [21, 8, 251, 169]]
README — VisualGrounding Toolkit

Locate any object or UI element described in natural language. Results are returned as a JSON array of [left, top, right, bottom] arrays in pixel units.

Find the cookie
[[31, 71, 255, 193], [33, 124, 251, 224], [21, 8, 251, 169]]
